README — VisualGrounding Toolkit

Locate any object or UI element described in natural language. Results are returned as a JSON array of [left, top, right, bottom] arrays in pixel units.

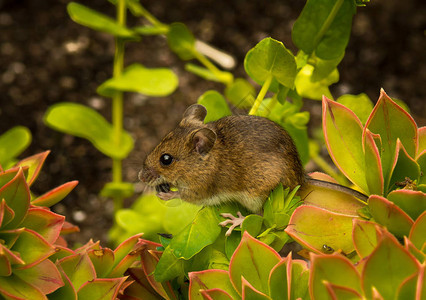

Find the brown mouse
[[139, 104, 368, 213]]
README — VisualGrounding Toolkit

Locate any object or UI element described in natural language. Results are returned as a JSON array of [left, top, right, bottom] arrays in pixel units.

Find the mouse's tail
[[305, 177, 369, 202]]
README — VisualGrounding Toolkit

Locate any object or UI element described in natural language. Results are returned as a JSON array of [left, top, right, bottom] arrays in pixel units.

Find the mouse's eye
[[160, 153, 174, 166]]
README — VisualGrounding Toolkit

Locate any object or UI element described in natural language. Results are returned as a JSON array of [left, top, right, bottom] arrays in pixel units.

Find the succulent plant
[[286, 90, 426, 255]]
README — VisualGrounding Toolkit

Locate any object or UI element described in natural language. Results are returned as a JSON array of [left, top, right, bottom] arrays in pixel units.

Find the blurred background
[[0, 0, 425, 244]]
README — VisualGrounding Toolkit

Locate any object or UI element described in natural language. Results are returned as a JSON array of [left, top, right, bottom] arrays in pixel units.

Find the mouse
[[139, 104, 368, 215]]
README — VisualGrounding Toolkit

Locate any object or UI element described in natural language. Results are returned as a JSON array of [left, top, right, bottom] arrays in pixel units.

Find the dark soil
[[1, 0, 425, 246]]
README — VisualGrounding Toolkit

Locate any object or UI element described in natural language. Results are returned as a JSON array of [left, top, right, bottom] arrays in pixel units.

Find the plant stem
[[192, 50, 231, 86], [312, 0, 344, 50], [249, 74, 273, 115], [111, 0, 126, 210]]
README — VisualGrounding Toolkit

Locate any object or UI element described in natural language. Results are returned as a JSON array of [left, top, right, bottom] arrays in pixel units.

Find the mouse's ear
[[191, 128, 216, 155], [182, 104, 207, 123]]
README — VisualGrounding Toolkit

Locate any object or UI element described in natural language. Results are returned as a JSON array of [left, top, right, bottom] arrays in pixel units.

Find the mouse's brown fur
[[139, 104, 305, 212]]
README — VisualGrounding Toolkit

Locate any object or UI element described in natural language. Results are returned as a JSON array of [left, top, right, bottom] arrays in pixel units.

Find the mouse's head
[[139, 104, 217, 197]]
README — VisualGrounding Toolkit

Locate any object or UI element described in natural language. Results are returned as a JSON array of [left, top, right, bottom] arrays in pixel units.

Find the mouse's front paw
[[219, 211, 245, 236]]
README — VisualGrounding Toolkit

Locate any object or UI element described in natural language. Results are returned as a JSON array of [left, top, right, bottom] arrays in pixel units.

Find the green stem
[[192, 50, 231, 85], [137, 5, 163, 27], [111, 0, 126, 210], [249, 74, 273, 115]]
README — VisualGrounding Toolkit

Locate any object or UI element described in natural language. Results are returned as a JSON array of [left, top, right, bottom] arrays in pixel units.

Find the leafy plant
[[0, 126, 31, 169]]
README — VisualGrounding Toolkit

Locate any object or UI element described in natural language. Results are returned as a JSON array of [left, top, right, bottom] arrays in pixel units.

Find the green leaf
[[97, 63, 178, 97], [337, 93, 374, 125], [292, 0, 356, 60], [166, 22, 196, 60], [0, 274, 47, 300], [387, 190, 426, 222], [197, 90, 232, 123], [363, 129, 384, 195], [67, 2, 137, 38], [87, 247, 115, 278], [310, 254, 362, 298], [363, 230, 419, 299], [32, 181, 78, 207], [44, 102, 134, 159], [352, 219, 378, 258], [244, 37, 297, 91], [241, 277, 270, 299], [12, 229, 56, 268], [15, 151, 49, 187], [285, 205, 357, 254], [418, 127, 426, 156], [311, 52, 344, 82], [169, 207, 221, 259], [133, 24, 169, 35], [322, 97, 368, 193], [189, 269, 240, 300], [77, 277, 127, 300], [20, 207, 65, 244], [241, 214, 263, 237], [200, 289, 234, 300], [225, 78, 256, 108], [59, 253, 96, 291], [368, 195, 414, 239], [365, 90, 418, 191], [229, 231, 281, 295], [154, 246, 184, 282], [13, 259, 63, 295], [409, 211, 426, 251], [0, 168, 30, 229], [295, 64, 338, 100], [389, 141, 421, 192], [0, 126, 31, 167]]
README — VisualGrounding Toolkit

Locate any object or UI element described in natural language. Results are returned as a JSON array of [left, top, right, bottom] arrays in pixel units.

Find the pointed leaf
[[241, 277, 271, 299], [197, 91, 232, 123], [32, 181, 78, 207], [387, 190, 426, 222], [124, 267, 168, 300], [337, 93, 374, 125], [324, 282, 363, 300], [352, 219, 378, 258], [310, 254, 362, 299], [285, 205, 357, 254], [322, 96, 368, 193], [87, 247, 115, 278], [389, 140, 421, 192], [48, 263, 77, 300], [362, 230, 419, 299], [368, 195, 414, 238], [397, 272, 417, 300], [77, 277, 127, 300], [0, 126, 32, 167], [0, 251, 12, 276], [0, 167, 23, 189], [0, 198, 15, 228], [14, 259, 63, 294], [200, 288, 233, 300], [59, 253, 96, 291], [15, 151, 49, 186], [418, 127, 426, 157], [409, 211, 426, 251], [365, 90, 418, 190], [0, 168, 30, 229], [67, 2, 137, 38], [189, 270, 239, 300], [292, 0, 356, 59], [0, 274, 47, 300], [229, 231, 281, 295], [113, 233, 144, 268], [20, 207, 65, 244], [12, 229, 56, 269], [244, 37, 297, 90], [44, 102, 134, 159], [154, 246, 184, 282], [97, 64, 178, 97], [364, 129, 384, 195]]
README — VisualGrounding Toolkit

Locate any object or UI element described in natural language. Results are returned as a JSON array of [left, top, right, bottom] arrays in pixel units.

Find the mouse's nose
[[138, 167, 158, 183]]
